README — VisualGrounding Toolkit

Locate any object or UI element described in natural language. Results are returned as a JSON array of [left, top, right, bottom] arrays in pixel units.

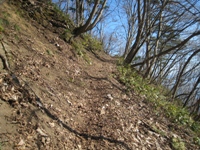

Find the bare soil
[[0, 2, 199, 150]]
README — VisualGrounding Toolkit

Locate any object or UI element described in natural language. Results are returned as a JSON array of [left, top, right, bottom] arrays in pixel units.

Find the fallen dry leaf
[[17, 139, 25, 146], [48, 122, 55, 128], [36, 127, 48, 137]]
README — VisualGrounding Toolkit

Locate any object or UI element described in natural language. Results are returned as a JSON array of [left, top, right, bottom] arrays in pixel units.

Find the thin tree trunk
[[183, 75, 200, 107], [132, 30, 200, 67], [73, 0, 107, 37], [148, 10, 163, 80], [125, 0, 146, 64], [171, 49, 200, 100]]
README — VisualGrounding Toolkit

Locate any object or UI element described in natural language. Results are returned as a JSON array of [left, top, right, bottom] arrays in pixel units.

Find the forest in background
[[52, 0, 200, 119]]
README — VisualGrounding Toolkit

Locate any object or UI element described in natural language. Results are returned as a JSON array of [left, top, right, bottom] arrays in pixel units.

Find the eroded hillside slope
[[0, 1, 199, 150]]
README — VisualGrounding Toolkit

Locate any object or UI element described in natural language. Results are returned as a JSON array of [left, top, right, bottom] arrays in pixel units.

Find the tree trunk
[[73, 0, 107, 37], [183, 75, 200, 107], [124, 0, 146, 64], [171, 49, 200, 100]]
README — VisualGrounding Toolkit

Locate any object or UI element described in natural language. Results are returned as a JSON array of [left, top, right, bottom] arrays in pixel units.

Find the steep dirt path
[[0, 2, 198, 150]]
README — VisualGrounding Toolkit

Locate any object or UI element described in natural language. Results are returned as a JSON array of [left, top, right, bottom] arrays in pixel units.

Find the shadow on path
[[83, 72, 126, 92], [6, 68, 131, 149], [90, 50, 119, 64], [35, 96, 131, 150]]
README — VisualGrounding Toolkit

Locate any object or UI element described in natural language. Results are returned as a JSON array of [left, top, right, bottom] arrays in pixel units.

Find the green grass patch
[[194, 137, 200, 146], [60, 29, 73, 42], [117, 64, 200, 136], [0, 142, 3, 150], [0, 25, 4, 32], [151, 125, 167, 136], [46, 49, 54, 56], [82, 34, 103, 52], [71, 40, 92, 65], [71, 40, 85, 57], [0, 11, 20, 34], [51, 3, 72, 22], [172, 137, 186, 150], [0, 10, 10, 28], [14, 24, 20, 31], [0, 18, 9, 31]]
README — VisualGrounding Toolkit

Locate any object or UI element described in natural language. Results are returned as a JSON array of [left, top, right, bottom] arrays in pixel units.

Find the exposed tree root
[[0, 40, 10, 71]]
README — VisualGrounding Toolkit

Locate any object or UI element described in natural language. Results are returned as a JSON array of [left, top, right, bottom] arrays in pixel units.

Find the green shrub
[[14, 24, 20, 31], [172, 137, 186, 150], [0, 17, 10, 25], [0, 25, 4, 32], [191, 122, 200, 132], [60, 29, 73, 42], [46, 49, 54, 56], [194, 137, 200, 146], [83, 34, 103, 52], [71, 40, 92, 64], [0, 14, 10, 33]]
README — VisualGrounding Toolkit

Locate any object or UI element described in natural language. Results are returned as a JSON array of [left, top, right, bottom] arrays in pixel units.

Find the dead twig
[[0, 54, 10, 71], [0, 39, 10, 71]]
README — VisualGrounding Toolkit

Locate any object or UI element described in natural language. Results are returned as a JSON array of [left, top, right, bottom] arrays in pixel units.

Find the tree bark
[[73, 0, 107, 37], [171, 49, 200, 100], [183, 75, 200, 107], [131, 30, 200, 67], [124, 0, 146, 64]]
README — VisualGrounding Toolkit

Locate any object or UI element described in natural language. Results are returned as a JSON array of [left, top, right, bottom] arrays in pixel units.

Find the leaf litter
[[0, 2, 199, 150]]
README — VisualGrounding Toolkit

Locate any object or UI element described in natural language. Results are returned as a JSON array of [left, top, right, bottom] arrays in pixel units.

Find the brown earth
[[0, 1, 199, 150]]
